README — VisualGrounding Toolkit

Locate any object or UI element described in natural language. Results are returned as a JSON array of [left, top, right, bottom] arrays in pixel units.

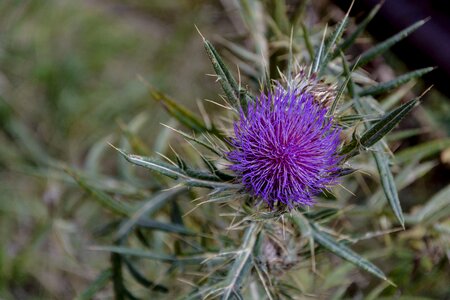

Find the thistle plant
[[68, 2, 450, 299]]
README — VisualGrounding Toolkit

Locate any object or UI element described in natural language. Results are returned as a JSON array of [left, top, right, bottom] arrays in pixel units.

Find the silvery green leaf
[[221, 223, 260, 300], [369, 160, 437, 210], [301, 22, 315, 59], [351, 19, 427, 69], [359, 96, 421, 150], [204, 38, 252, 109], [68, 168, 134, 216], [123, 258, 169, 293], [359, 67, 435, 97], [150, 87, 221, 136], [386, 128, 424, 142], [405, 184, 450, 225], [114, 147, 240, 189], [91, 245, 226, 265], [343, 57, 405, 227], [333, 2, 383, 58], [318, 8, 350, 74], [116, 187, 187, 238], [310, 225, 389, 282], [394, 138, 450, 164], [372, 145, 404, 227]]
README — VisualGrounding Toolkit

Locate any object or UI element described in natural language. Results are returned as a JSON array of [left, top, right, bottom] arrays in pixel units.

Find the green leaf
[[405, 184, 450, 225], [343, 56, 405, 227], [359, 96, 420, 149], [117, 150, 183, 180], [301, 23, 315, 60], [67, 168, 134, 216], [359, 67, 435, 97], [386, 128, 424, 142], [351, 19, 428, 69], [333, 2, 382, 57], [341, 62, 421, 157], [318, 7, 351, 74], [160, 124, 222, 156], [136, 219, 195, 235], [216, 37, 260, 64], [116, 187, 187, 238], [272, 0, 289, 34], [114, 146, 240, 189], [369, 160, 437, 210], [329, 54, 353, 116], [312, 26, 327, 74], [358, 108, 404, 227], [394, 138, 450, 164], [75, 269, 112, 300], [203, 38, 252, 109], [150, 87, 219, 135], [310, 225, 389, 282], [372, 145, 404, 227], [91, 245, 226, 265], [123, 258, 168, 293], [221, 223, 260, 300]]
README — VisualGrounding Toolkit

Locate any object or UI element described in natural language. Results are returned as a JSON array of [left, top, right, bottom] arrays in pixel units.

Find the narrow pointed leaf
[[373, 146, 404, 226], [312, 26, 327, 73], [91, 245, 226, 265], [221, 223, 260, 300], [311, 225, 388, 281], [204, 39, 252, 109], [272, 0, 289, 34], [351, 19, 427, 69], [355, 100, 404, 227], [343, 55, 405, 226], [359, 67, 434, 97], [150, 88, 218, 134], [123, 258, 169, 293], [67, 168, 134, 216], [386, 128, 424, 142], [394, 138, 450, 164], [114, 147, 240, 189], [329, 54, 353, 115], [217, 37, 260, 64], [360, 97, 420, 149], [369, 161, 437, 209], [333, 2, 382, 58], [405, 184, 450, 225], [118, 150, 184, 180], [117, 187, 187, 238], [136, 219, 195, 235], [319, 13, 350, 74], [301, 22, 315, 59], [164, 125, 221, 155]]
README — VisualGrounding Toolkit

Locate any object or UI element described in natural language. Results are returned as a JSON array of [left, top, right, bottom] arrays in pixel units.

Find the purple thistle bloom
[[227, 86, 342, 207]]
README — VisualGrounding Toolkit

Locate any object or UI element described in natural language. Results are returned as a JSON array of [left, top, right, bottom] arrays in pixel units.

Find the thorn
[[346, 0, 355, 16], [419, 85, 433, 99], [194, 24, 206, 40], [107, 142, 123, 154]]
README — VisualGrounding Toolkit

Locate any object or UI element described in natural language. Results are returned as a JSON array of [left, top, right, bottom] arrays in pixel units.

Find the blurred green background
[[0, 1, 227, 298], [0, 1, 449, 299]]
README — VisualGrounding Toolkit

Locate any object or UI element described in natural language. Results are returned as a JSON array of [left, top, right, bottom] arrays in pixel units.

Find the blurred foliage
[[0, 0, 223, 298], [0, 0, 449, 299]]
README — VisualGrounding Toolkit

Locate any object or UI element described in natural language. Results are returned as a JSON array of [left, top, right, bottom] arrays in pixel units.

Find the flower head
[[228, 86, 341, 207]]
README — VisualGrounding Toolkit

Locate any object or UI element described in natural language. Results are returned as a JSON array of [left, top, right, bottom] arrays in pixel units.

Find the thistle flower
[[228, 85, 342, 207]]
